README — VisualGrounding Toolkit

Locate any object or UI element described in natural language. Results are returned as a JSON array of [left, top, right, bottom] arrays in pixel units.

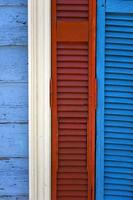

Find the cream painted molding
[[28, 0, 51, 200]]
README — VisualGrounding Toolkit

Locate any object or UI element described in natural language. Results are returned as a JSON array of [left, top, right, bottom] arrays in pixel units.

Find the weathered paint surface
[[0, 0, 28, 199]]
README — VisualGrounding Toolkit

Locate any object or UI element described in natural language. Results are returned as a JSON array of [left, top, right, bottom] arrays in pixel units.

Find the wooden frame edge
[[51, 0, 58, 199], [28, 1, 51, 200], [88, 0, 97, 199], [96, 1, 106, 200]]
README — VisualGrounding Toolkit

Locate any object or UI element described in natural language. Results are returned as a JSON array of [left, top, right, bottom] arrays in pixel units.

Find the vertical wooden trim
[[28, 0, 51, 200], [88, 0, 96, 200], [96, 0, 106, 200], [51, 0, 58, 200]]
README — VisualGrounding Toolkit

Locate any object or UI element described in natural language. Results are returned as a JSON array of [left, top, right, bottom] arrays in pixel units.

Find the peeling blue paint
[[0, 0, 27, 6], [0, 1, 28, 199], [0, 7, 28, 45]]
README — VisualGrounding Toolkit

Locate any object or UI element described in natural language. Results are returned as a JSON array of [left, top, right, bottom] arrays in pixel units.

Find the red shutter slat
[[52, 0, 96, 199], [57, 0, 88, 21]]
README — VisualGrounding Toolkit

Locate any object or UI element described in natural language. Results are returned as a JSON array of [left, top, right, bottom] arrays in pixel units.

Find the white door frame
[[28, 1, 51, 200]]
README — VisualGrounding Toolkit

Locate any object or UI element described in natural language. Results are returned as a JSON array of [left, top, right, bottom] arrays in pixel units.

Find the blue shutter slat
[[97, 0, 133, 200], [105, 81, 133, 87]]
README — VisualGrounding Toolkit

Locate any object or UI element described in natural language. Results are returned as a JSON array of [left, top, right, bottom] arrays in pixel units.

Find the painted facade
[[0, 0, 28, 199], [0, 0, 133, 200]]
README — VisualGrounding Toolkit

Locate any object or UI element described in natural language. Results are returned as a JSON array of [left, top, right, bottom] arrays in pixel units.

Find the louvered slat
[[57, 0, 88, 21], [97, 0, 133, 200], [57, 43, 88, 199]]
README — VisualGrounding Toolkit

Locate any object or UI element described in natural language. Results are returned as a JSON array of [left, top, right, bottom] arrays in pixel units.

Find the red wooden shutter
[[51, 0, 96, 199]]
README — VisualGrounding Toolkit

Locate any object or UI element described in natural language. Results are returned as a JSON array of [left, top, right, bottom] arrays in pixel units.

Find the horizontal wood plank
[[0, 83, 28, 106], [0, 1, 28, 198], [0, 46, 28, 82], [0, 158, 28, 195], [0, 106, 28, 123], [0, 124, 28, 157], [0, 7, 27, 46], [0, 196, 28, 200], [0, 0, 27, 6]]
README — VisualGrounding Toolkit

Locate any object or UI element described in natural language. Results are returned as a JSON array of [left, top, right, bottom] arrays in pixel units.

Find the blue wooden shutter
[[96, 1, 133, 200]]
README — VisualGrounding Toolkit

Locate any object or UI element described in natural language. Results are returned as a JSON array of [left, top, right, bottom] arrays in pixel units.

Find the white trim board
[[28, 1, 51, 200]]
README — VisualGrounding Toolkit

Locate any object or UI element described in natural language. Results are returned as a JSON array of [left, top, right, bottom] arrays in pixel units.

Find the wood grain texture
[[0, 83, 28, 106], [0, 46, 28, 82], [0, 124, 28, 157], [0, 106, 28, 122], [0, 196, 28, 200], [0, 1, 28, 199], [0, 0, 27, 6], [0, 7, 27, 45], [0, 158, 28, 195]]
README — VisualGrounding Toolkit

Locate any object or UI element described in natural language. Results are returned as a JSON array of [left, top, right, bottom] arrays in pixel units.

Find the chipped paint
[[0, 1, 28, 199]]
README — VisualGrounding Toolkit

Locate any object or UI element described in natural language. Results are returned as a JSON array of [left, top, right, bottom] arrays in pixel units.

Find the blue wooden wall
[[0, 0, 28, 199]]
